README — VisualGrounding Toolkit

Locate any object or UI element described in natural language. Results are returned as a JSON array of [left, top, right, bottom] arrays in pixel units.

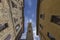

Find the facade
[[26, 22, 33, 40], [0, 0, 24, 40], [36, 0, 60, 40]]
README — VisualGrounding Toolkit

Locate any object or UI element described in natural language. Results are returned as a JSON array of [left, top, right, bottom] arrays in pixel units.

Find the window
[[19, 7, 21, 10], [4, 34, 11, 40], [18, 0, 19, 1], [20, 17, 22, 19], [15, 24, 20, 32], [5, 23, 8, 27], [15, 0, 19, 1], [11, 1, 17, 8], [47, 32, 55, 40], [51, 15, 60, 25], [0, 0, 1, 2], [29, 29, 31, 33], [15, 0, 17, 1], [40, 14, 45, 19], [14, 18, 18, 23], [21, 2, 23, 6], [0, 23, 8, 32], [39, 24, 43, 29]]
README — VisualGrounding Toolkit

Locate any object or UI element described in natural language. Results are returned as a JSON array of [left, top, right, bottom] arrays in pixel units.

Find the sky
[[21, 0, 40, 40]]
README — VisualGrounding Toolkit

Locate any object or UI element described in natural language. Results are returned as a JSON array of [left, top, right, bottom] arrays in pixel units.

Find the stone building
[[36, 0, 60, 40], [0, 0, 24, 40], [26, 22, 34, 40]]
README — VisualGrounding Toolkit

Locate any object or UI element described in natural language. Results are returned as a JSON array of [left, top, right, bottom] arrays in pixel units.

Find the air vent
[[51, 15, 60, 25]]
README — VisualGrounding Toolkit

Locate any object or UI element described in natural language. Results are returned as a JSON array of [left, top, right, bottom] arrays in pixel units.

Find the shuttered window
[[0, 23, 8, 32], [15, 24, 20, 32], [47, 32, 55, 40], [51, 15, 60, 25]]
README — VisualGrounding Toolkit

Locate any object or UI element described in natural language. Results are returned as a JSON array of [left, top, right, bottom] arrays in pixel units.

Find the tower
[[26, 22, 34, 40]]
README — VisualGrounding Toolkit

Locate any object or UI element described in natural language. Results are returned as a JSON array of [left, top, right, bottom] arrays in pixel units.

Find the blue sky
[[21, 0, 40, 40], [24, 0, 37, 32]]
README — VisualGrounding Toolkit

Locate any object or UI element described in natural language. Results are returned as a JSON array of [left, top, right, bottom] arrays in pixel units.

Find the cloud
[[21, 32, 27, 39], [33, 26, 36, 36], [32, 24, 40, 40], [33, 27, 40, 40], [29, 19, 32, 23], [24, 16, 29, 32], [34, 36, 40, 40]]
